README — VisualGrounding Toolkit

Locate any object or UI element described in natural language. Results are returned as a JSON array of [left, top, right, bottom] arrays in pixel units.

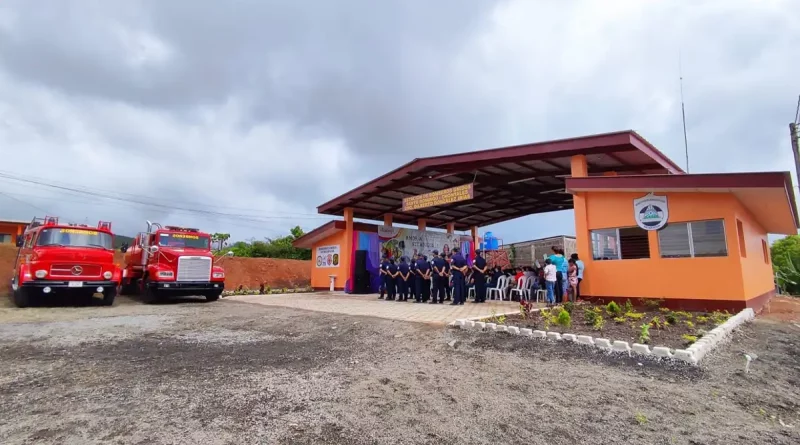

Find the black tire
[[13, 286, 31, 308], [120, 278, 140, 296], [142, 277, 161, 304], [100, 288, 116, 306], [205, 291, 221, 302]]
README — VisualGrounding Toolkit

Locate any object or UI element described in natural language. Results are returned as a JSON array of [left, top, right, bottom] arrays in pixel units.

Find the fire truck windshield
[[158, 233, 210, 249], [36, 228, 113, 249]]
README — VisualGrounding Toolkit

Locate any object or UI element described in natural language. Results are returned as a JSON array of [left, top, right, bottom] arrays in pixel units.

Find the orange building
[[295, 131, 798, 311], [0, 219, 29, 245]]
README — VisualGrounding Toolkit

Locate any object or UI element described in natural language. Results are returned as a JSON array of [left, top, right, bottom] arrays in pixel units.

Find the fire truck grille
[[176, 256, 212, 282], [50, 264, 102, 278]]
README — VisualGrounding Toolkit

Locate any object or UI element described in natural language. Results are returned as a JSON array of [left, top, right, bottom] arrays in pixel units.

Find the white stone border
[[452, 307, 755, 366]]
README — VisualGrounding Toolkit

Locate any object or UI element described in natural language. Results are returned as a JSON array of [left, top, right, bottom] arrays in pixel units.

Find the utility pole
[[792, 95, 800, 187]]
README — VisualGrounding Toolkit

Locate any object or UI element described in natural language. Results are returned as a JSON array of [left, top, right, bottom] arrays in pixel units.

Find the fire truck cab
[[9, 216, 121, 308], [119, 221, 228, 303]]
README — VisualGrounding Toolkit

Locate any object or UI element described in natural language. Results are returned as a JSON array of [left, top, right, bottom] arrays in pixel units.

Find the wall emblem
[[634, 193, 668, 231]]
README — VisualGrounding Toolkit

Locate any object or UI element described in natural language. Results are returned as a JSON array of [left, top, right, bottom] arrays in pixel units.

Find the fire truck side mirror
[[15, 235, 24, 248], [120, 243, 129, 253]]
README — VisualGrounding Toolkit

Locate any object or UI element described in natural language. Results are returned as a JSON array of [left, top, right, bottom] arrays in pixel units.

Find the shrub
[[659, 307, 671, 313], [673, 310, 693, 320], [556, 309, 571, 328], [613, 316, 627, 324], [639, 323, 651, 344], [593, 315, 605, 332], [606, 301, 622, 316], [665, 313, 677, 325], [625, 312, 645, 320], [520, 301, 537, 319], [563, 301, 575, 314], [649, 316, 663, 330], [641, 298, 665, 311], [584, 307, 599, 325], [696, 316, 709, 323], [682, 334, 698, 345], [685, 321, 694, 330], [711, 310, 731, 325], [624, 299, 634, 313]]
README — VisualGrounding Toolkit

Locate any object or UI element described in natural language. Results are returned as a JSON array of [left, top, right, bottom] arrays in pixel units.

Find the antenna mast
[[680, 53, 690, 173]]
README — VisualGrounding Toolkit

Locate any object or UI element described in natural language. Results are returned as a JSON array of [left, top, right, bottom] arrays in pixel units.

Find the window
[[0, 234, 10, 244], [736, 219, 746, 257], [762, 239, 770, 264], [657, 219, 727, 258], [591, 227, 650, 260], [36, 228, 113, 249]]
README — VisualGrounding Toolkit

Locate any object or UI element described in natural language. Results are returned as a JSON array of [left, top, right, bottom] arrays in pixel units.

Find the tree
[[220, 226, 311, 260], [771, 235, 800, 295], [211, 233, 231, 251]]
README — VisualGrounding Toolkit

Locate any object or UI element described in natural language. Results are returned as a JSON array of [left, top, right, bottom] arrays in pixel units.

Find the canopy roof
[[318, 130, 683, 230], [566, 172, 799, 234]]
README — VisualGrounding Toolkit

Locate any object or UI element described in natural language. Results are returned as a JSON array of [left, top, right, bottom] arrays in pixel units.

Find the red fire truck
[[9, 216, 121, 308], [119, 220, 229, 303]]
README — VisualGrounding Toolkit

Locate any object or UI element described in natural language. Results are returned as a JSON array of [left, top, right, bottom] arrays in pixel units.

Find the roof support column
[[570, 155, 591, 295], [471, 226, 478, 257], [343, 207, 354, 292], [383, 214, 393, 227], [418, 219, 426, 231], [446, 222, 455, 234]]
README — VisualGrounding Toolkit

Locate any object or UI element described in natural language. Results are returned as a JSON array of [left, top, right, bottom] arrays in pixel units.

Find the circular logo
[[316, 256, 323, 267], [637, 204, 665, 229], [71, 265, 83, 275]]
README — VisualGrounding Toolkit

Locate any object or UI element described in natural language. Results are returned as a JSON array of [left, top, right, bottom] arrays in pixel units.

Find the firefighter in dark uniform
[[416, 255, 431, 303], [450, 247, 468, 305], [408, 254, 418, 301], [444, 253, 453, 301], [398, 256, 410, 301], [378, 254, 390, 299], [431, 250, 447, 304], [471, 249, 488, 303], [387, 258, 398, 301]]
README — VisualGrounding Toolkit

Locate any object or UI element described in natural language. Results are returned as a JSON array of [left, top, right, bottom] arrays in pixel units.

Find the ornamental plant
[[556, 309, 571, 328], [639, 323, 651, 344], [606, 301, 622, 316]]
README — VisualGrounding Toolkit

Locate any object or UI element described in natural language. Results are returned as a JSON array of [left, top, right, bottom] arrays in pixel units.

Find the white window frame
[[658, 220, 728, 258], [591, 227, 650, 260]]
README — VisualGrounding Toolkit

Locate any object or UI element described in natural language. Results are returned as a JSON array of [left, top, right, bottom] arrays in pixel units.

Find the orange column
[[570, 155, 592, 294], [446, 222, 455, 234], [418, 219, 427, 231], [16, 224, 23, 236], [343, 207, 354, 291], [384, 214, 393, 227], [471, 226, 478, 256]]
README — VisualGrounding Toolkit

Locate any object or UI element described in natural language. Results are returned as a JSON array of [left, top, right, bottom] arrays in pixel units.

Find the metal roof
[[318, 130, 683, 230]]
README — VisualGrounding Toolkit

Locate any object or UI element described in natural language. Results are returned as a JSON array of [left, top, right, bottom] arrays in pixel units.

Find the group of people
[[377, 246, 585, 306], [378, 248, 489, 305]]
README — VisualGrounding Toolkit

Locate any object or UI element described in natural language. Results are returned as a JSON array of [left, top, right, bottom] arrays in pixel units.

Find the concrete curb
[[454, 307, 755, 366]]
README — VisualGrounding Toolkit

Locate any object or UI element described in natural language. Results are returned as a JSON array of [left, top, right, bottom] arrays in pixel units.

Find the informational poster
[[378, 226, 470, 262], [316, 245, 340, 268]]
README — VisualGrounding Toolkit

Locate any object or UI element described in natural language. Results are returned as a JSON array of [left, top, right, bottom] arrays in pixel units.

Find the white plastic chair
[[510, 276, 530, 301], [487, 275, 508, 301]]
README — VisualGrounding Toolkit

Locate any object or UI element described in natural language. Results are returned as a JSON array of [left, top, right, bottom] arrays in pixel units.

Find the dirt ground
[[0, 296, 798, 445], [0, 244, 311, 294]]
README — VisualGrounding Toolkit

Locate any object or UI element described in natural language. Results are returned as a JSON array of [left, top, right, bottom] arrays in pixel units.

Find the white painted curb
[[450, 307, 755, 366]]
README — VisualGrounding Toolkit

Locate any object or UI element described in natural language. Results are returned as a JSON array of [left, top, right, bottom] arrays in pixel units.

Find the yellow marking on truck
[[60, 229, 99, 235], [171, 234, 200, 239]]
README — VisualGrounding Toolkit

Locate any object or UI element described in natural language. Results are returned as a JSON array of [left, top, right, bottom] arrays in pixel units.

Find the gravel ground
[[0, 296, 798, 445]]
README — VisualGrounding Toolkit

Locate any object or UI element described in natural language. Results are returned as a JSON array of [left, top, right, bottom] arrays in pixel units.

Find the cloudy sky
[[1, 0, 798, 243]]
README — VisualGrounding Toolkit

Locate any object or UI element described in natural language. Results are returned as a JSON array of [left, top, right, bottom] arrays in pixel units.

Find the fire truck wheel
[[100, 288, 116, 306], [13, 287, 32, 308], [205, 291, 221, 302], [142, 278, 161, 304]]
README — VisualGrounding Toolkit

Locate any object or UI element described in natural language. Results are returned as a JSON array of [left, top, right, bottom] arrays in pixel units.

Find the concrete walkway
[[228, 292, 540, 324]]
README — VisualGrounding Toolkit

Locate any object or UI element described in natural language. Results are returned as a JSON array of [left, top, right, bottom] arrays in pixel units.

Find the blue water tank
[[484, 232, 499, 250]]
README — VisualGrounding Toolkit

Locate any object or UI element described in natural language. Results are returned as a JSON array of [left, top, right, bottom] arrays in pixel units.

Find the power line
[[0, 172, 330, 222]]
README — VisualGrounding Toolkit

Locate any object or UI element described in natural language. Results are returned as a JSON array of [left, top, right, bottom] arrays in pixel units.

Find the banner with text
[[378, 226, 470, 262], [316, 245, 341, 268], [401, 183, 474, 212]]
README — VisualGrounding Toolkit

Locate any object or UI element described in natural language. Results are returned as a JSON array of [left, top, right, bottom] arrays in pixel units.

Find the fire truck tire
[[13, 287, 32, 308], [100, 289, 116, 306], [204, 291, 221, 302], [142, 278, 161, 304], [120, 278, 140, 296]]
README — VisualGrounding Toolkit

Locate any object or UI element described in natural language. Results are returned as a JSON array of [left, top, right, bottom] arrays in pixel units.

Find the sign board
[[633, 193, 669, 231], [401, 183, 474, 212], [316, 245, 340, 268]]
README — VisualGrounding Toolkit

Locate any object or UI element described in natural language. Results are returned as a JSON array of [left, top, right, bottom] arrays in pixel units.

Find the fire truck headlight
[[35, 270, 47, 279], [212, 272, 225, 279], [103, 271, 113, 280]]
